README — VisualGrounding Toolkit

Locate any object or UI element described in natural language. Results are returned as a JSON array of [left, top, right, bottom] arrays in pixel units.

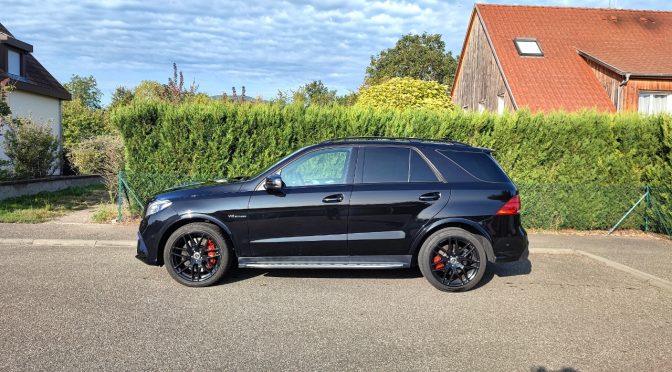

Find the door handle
[[322, 194, 344, 203], [419, 192, 441, 201]]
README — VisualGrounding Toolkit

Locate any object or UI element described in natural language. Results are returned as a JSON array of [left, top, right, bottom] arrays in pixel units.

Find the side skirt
[[238, 255, 412, 269]]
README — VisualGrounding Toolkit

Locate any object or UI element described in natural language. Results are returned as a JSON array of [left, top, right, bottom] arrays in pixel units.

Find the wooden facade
[[451, 13, 514, 112], [585, 59, 621, 110], [621, 79, 672, 112], [584, 58, 672, 112]]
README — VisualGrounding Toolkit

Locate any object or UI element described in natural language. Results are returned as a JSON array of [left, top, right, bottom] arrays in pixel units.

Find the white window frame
[[514, 38, 543, 57], [7, 49, 21, 76], [638, 91, 672, 115]]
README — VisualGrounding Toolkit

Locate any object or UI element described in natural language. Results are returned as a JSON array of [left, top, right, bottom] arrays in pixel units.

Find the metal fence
[[117, 171, 671, 237]]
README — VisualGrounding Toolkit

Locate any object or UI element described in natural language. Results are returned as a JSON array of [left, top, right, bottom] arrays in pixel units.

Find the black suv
[[136, 137, 528, 291]]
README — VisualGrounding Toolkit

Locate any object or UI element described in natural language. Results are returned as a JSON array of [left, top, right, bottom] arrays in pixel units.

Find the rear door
[[348, 146, 450, 256]]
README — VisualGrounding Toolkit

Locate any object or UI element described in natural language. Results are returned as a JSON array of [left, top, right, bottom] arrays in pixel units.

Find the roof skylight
[[514, 38, 543, 57]]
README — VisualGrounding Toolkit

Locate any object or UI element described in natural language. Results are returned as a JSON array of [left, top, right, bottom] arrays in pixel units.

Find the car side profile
[[136, 137, 528, 292]]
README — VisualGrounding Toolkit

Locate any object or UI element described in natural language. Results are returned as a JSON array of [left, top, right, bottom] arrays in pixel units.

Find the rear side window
[[362, 147, 408, 183], [362, 147, 439, 183], [438, 150, 509, 183], [410, 151, 439, 182]]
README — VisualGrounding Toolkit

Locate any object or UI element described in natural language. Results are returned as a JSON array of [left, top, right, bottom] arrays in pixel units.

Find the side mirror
[[264, 174, 283, 191]]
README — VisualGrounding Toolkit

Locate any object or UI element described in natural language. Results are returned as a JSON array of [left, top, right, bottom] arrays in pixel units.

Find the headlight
[[146, 200, 172, 217]]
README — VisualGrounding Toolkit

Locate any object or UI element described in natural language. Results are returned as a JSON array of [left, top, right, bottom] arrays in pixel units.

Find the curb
[[574, 250, 672, 292], [531, 247, 672, 291], [0, 239, 136, 248], [528, 248, 575, 255]]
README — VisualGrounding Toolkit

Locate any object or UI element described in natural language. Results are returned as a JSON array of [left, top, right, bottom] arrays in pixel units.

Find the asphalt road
[[0, 244, 670, 371]]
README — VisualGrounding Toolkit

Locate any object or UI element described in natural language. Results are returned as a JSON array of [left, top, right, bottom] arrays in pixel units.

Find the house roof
[[0, 22, 71, 101], [469, 4, 672, 112]]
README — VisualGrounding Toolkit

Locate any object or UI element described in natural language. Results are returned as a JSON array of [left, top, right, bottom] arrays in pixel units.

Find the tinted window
[[410, 151, 439, 182], [281, 148, 351, 187], [362, 147, 409, 183], [438, 150, 509, 183]]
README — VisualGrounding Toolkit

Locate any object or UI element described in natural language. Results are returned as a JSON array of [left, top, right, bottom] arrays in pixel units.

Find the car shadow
[[473, 257, 533, 290], [222, 267, 422, 284], [221, 257, 532, 288], [531, 367, 578, 372]]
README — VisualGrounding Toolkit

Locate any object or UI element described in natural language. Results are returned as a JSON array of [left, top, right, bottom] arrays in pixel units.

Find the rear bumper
[[492, 228, 529, 262]]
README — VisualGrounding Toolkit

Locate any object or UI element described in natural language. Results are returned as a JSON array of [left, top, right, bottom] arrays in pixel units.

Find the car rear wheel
[[418, 227, 486, 292], [163, 222, 231, 287]]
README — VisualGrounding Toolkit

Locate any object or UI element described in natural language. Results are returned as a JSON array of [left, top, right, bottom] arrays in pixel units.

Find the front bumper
[[136, 232, 158, 265], [135, 232, 152, 265]]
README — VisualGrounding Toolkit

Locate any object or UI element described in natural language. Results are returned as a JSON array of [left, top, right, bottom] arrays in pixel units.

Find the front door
[[247, 146, 356, 257], [348, 146, 450, 256]]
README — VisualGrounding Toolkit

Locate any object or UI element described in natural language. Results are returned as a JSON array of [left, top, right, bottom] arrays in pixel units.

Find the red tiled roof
[[475, 4, 672, 112]]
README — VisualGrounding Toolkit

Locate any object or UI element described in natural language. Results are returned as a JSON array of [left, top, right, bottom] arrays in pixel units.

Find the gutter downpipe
[[617, 73, 631, 111]]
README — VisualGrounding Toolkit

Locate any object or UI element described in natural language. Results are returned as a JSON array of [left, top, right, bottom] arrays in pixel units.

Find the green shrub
[[2, 117, 60, 179], [68, 134, 124, 201], [111, 100, 672, 231], [356, 77, 454, 110], [61, 99, 109, 148]]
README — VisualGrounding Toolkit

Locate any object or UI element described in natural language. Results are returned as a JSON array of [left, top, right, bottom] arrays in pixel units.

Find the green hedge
[[112, 101, 672, 231]]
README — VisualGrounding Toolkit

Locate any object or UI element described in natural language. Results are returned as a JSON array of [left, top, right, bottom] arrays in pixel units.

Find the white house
[[0, 22, 71, 174]]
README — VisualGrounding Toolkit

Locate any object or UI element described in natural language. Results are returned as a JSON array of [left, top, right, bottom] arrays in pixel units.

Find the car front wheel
[[163, 222, 231, 287], [418, 227, 487, 292]]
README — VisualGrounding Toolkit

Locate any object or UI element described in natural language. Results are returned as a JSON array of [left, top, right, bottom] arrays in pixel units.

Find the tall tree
[[365, 33, 458, 88], [110, 86, 135, 108], [164, 63, 198, 103], [293, 80, 337, 106], [63, 75, 102, 109], [133, 80, 164, 101]]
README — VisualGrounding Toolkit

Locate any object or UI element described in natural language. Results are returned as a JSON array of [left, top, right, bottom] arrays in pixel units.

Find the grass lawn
[[0, 185, 108, 223]]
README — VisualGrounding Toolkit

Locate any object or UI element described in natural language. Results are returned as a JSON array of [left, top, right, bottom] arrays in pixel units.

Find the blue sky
[[2, 0, 670, 104]]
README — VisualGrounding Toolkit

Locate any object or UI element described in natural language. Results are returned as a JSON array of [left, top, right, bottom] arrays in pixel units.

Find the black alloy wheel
[[418, 227, 487, 292], [429, 237, 480, 288], [163, 222, 230, 287]]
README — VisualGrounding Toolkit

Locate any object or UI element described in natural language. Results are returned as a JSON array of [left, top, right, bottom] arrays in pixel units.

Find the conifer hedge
[[112, 101, 672, 231]]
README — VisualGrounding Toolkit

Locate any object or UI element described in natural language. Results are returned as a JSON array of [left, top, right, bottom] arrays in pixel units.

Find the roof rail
[[322, 136, 471, 146]]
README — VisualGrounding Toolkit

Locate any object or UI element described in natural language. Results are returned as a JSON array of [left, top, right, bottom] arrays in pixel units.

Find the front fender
[[152, 213, 238, 265], [410, 217, 496, 262], [171, 212, 235, 240]]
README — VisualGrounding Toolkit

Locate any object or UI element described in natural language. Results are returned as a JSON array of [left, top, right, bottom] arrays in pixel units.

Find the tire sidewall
[[163, 222, 231, 287], [418, 227, 487, 292]]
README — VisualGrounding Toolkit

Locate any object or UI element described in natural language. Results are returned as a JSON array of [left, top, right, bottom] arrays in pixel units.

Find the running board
[[238, 255, 412, 269]]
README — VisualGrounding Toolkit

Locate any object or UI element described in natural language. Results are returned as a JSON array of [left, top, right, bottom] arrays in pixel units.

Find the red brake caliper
[[206, 240, 217, 269], [433, 255, 445, 270]]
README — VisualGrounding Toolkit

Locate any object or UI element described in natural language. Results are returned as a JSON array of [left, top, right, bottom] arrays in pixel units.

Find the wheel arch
[[410, 218, 495, 264], [157, 213, 236, 266]]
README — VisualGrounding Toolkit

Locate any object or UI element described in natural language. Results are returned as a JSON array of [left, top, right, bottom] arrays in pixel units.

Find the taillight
[[496, 195, 520, 215]]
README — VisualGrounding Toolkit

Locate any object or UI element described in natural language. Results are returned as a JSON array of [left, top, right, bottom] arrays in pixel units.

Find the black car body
[[136, 137, 528, 291]]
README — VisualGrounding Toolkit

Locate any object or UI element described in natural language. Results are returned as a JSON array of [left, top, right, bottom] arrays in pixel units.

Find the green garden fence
[[117, 171, 671, 237]]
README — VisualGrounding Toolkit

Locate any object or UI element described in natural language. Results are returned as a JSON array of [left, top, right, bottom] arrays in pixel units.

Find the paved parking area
[[0, 241, 670, 371]]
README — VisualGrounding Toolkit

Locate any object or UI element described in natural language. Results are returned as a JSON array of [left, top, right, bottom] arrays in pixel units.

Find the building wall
[[2, 90, 62, 174], [585, 59, 621, 110], [452, 14, 513, 112], [622, 79, 672, 112]]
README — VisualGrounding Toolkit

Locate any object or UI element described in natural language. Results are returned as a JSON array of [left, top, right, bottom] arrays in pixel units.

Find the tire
[[163, 222, 231, 287], [418, 227, 487, 292]]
